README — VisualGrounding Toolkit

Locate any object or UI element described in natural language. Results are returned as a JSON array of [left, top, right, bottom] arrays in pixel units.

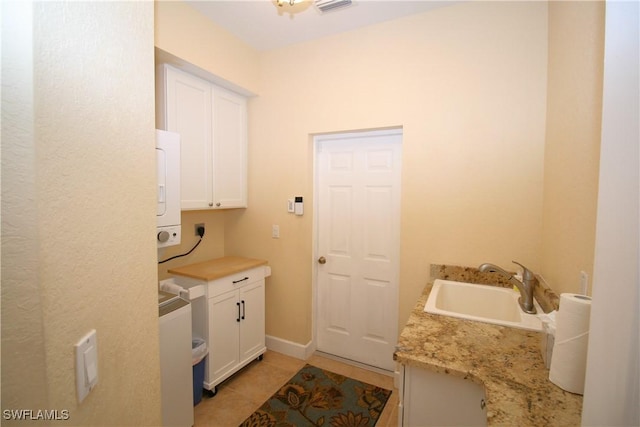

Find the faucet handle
[[512, 261, 535, 281]]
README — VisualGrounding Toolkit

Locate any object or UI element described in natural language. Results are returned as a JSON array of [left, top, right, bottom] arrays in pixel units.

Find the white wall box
[[156, 64, 248, 210], [174, 266, 268, 395]]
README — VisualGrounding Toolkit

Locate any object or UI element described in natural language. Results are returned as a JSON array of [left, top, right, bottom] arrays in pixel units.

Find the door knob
[[318, 256, 326, 264]]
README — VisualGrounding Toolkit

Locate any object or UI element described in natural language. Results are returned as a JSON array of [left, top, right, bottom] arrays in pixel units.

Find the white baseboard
[[314, 350, 395, 377], [265, 335, 315, 360], [266, 336, 401, 385]]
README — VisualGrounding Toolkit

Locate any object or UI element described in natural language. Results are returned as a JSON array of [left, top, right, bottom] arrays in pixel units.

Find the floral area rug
[[239, 364, 392, 427]]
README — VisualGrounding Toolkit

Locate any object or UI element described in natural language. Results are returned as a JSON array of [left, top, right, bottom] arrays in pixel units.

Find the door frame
[[311, 127, 403, 367]]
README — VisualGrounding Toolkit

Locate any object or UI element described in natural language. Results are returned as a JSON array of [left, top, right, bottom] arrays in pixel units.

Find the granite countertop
[[394, 265, 583, 426], [167, 256, 268, 281]]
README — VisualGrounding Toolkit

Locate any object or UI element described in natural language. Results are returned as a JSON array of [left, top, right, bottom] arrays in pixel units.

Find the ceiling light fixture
[[274, 0, 352, 16], [276, 0, 304, 6], [273, 0, 311, 17]]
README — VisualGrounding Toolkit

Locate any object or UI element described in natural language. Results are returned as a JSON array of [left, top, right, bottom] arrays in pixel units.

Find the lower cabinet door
[[239, 280, 265, 363], [402, 365, 487, 427], [208, 290, 240, 385]]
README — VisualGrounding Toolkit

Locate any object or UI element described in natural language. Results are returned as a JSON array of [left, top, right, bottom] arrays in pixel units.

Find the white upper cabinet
[[212, 87, 247, 209], [156, 64, 247, 210]]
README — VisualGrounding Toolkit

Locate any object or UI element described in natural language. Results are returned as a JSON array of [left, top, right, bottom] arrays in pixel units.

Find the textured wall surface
[[154, 0, 549, 347], [1, 1, 50, 415], [155, 1, 260, 94], [541, 1, 604, 295], [226, 1, 549, 342], [154, 1, 606, 351], [157, 210, 226, 280], [2, 2, 161, 425]]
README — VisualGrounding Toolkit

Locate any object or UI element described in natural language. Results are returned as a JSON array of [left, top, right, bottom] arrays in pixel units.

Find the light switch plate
[[75, 329, 98, 403]]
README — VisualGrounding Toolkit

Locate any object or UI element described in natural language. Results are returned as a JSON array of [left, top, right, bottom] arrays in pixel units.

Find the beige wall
[[158, 210, 226, 280], [541, 1, 605, 295], [0, 0, 606, 423], [153, 0, 261, 282], [2, 2, 161, 425], [154, 1, 604, 348], [225, 1, 549, 344], [2, 1, 49, 415], [155, 1, 260, 94]]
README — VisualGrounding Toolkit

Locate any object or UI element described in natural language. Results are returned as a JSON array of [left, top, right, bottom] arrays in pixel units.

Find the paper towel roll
[[549, 293, 592, 394]]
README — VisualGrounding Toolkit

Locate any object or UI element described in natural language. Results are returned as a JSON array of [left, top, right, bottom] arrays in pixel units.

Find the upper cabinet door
[[157, 64, 248, 210], [212, 87, 247, 209], [163, 66, 214, 210]]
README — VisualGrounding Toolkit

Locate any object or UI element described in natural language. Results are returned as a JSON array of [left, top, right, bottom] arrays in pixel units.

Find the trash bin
[[191, 338, 208, 406]]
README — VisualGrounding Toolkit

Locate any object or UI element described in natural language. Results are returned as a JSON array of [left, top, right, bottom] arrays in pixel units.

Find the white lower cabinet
[[399, 364, 487, 426], [208, 279, 265, 387], [208, 291, 241, 383], [174, 265, 267, 395]]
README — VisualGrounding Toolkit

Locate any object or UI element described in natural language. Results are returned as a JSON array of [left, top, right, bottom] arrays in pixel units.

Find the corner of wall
[[154, 1, 260, 95], [540, 1, 605, 295]]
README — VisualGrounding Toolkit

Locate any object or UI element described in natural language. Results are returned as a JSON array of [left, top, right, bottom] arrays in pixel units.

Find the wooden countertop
[[168, 256, 268, 282], [394, 265, 582, 426]]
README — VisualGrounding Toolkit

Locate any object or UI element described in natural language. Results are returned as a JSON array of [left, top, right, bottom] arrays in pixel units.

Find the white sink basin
[[424, 279, 543, 332]]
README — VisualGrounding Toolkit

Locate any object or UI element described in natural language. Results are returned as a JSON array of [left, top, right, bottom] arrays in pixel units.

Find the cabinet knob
[[216, 202, 221, 207], [318, 256, 327, 265], [208, 202, 214, 207]]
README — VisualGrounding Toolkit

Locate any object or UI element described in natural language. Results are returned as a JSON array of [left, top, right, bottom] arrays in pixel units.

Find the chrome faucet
[[478, 261, 538, 314]]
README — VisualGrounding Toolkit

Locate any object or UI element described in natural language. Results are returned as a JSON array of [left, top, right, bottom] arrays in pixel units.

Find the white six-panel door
[[315, 129, 402, 371]]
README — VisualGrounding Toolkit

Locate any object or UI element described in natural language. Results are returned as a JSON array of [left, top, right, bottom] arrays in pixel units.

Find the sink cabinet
[[399, 364, 487, 426], [156, 64, 247, 210]]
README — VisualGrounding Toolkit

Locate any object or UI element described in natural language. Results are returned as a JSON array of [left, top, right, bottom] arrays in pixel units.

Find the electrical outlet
[[272, 225, 280, 239], [579, 271, 589, 295], [195, 223, 205, 236]]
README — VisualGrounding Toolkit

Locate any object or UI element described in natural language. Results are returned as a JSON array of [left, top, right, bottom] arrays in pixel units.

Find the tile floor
[[194, 350, 399, 427]]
